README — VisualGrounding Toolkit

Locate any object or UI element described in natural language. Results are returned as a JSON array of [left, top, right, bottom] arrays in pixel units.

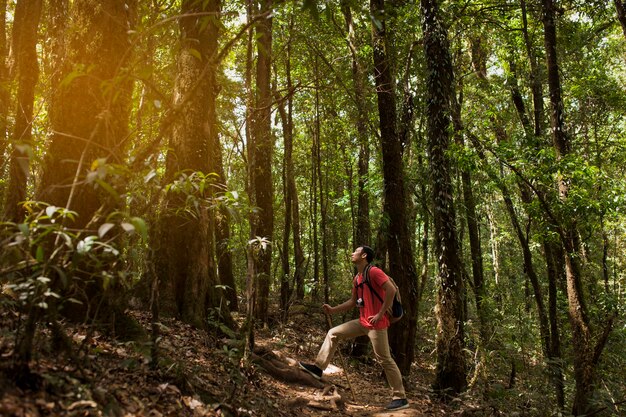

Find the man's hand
[[322, 304, 334, 315], [367, 312, 383, 325]]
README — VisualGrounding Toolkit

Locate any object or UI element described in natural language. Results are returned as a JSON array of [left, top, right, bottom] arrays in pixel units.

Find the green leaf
[[95, 179, 120, 202], [36, 246, 44, 263], [130, 217, 148, 241], [18, 223, 29, 237]]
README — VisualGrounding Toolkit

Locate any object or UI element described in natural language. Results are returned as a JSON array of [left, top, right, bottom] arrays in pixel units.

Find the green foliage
[[0, 201, 146, 319]]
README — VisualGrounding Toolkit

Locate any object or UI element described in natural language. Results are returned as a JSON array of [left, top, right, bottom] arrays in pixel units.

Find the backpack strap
[[362, 265, 384, 303]]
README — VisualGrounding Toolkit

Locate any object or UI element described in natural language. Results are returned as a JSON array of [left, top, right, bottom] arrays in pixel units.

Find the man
[[299, 246, 409, 411]]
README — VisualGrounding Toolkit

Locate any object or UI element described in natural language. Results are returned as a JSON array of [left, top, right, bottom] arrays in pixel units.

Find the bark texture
[[155, 0, 223, 327], [3, 0, 42, 221], [38, 0, 135, 226], [251, 0, 274, 323], [421, 0, 467, 395]]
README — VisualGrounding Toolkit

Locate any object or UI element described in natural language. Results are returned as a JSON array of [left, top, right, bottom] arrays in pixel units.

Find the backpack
[[358, 265, 404, 324]]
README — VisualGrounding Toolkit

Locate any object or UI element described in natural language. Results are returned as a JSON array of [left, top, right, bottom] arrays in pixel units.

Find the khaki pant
[[314, 319, 406, 399]]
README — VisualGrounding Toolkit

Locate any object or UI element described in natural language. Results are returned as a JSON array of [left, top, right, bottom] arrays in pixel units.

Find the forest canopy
[[0, 0, 625, 415]]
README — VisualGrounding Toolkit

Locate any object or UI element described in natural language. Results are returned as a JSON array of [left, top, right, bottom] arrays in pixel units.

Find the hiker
[[299, 245, 409, 411]]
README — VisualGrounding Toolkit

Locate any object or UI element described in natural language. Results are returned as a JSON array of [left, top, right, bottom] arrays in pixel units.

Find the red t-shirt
[[353, 266, 390, 330]]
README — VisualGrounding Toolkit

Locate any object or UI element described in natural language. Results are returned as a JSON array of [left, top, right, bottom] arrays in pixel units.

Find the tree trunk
[[520, 0, 545, 139], [450, 82, 487, 341], [507, 46, 565, 408], [277, 90, 292, 317], [38, 0, 135, 227], [370, 0, 418, 375], [274, 30, 297, 314], [341, 1, 370, 247], [542, 0, 613, 413], [243, 0, 257, 349], [252, 0, 274, 323], [155, 0, 222, 328], [286, 46, 305, 303], [3, 0, 42, 222], [421, 0, 467, 395], [0, 0, 8, 184], [543, 239, 565, 408]]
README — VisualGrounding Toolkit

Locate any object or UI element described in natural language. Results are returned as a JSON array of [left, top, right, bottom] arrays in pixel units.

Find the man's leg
[[368, 328, 406, 400], [314, 319, 365, 370]]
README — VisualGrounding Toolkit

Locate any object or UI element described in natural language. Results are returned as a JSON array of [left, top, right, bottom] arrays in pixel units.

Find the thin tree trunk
[[371, 0, 418, 375], [311, 116, 319, 300], [243, 0, 257, 349], [314, 76, 330, 304], [450, 81, 487, 341], [521, 0, 544, 139], [543, 239, 565, 408], [421, 0, 467, 394], [277, 92, 292, 316], [0, 0, 8, 182], [252, 0, 274, 324], [507, 48, 565, 408], [341, 1, 371, 247], [542, 0, 614, 413], [3, 0, 42, 222], [274, 29, 295, 314]]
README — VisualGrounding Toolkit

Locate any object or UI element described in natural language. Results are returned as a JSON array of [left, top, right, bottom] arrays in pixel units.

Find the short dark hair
[[360, 245, 375, 263]]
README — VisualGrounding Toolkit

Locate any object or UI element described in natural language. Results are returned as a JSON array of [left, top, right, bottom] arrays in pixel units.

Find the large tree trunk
[[3, 0, 42, 222], [38, 0, 135, 226], [421, 0, 467, 395], [155, 0, 222, 328], [251, 0, 274, 323], [370, 0, 418, 375]]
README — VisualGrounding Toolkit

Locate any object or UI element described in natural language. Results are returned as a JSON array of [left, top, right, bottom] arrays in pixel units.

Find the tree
[[250, 0, 274, 323], [341, 1, 371, 247], [541, 0, 615, 413], [421, 0, 467, 395], [3, 0, 43, 222], [38, 0, 135, 227], [0, 0, 8, 180], [154, 0, 224, 328]]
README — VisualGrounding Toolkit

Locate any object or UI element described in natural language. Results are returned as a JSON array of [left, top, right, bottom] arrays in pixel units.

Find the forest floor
[[0, 306, 511, 417]]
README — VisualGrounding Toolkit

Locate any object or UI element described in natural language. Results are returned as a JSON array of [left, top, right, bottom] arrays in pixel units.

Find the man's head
[[351, 245, 375, 264]]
